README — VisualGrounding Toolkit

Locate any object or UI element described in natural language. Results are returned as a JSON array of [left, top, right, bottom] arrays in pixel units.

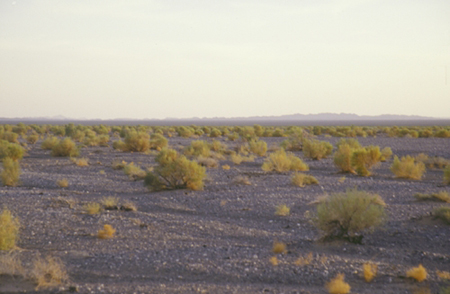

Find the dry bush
[[336, 138, 361, 149], [437, 270, 450, 280], [391, 155, 426, 180], [101, 197, 119, 210], [280, 132, 306, 151], [275, 204, 290, 216], [196, 156, 219, 168], [209, 140, 228, 154], [269, 256, 278, 266], [444, 165, 450, 185], [363, 263, 377, 282], [334, 144, 356, 173], [315, 189, 386, 243], [41, 136, 59, 150], [184, 140, 211, 158], [222, 164, 231, 170], [84, 203, 102, 215], [434, 206, 450, 224], [326, 273, 350, 294], [111, 160, 127, 170], [272, 241, 287, 254], [294, 252, 313, 266], [56, 178, 69, 188], [31, 255, 68, 290], [71, 157, 89, 166], [121, 201, 137, 211], [123, 163, 146, 180], [291, 172, 318, 187], [262, 149, 309, 172], [144, 148, 206, 191], [407, 264, 427, 282], [98, 224, 116, 239], [414, 191, 450, 203], [0, 140, 25, 161], [0, 252, 24, 275], [0, 208, 20, 250], [51, 138, 79, 157], [1, 157, 21, 187], [303, 139, 333, 160], [249, 140, 267, 156], [233, 176, 251, 185], [112, 140, 126, 150], [230, 152, 255, 165]]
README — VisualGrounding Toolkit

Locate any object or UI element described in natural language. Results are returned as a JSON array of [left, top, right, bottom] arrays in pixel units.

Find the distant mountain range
[[0, 113, 442, 122]]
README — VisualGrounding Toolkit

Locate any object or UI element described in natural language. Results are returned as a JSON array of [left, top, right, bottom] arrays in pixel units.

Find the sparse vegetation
[[0, 208, 20, 250], [101, 197, 119, 210], [0, 140, 25, 161], [363, 263, 377, 282], [233, 175, 251, 185], [444, 165, 450, 185], [248, 140, 267, 156], [123, 162, 146, 180], [315, 189, 386, 243], [434, 206, 450, 224], [272, 241, 287, 254], [351, 145, 382, 176], [71, 157, 89, 166], [84, 203, 102, 214], [414, 191, 450, 203], [262, 149, 309, 172], [56, 178, 69, 188], [41, 136, 59, 150], [291, 172, 318, 187], [391, 155, 426, 180], [275, 204, 290, 216]]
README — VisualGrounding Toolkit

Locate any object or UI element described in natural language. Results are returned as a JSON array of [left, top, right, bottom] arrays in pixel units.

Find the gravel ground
[[1, 134, 449, 294]]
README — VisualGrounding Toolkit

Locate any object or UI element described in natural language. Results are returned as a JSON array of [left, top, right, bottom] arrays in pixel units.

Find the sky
[[1, 0, 449, 120]]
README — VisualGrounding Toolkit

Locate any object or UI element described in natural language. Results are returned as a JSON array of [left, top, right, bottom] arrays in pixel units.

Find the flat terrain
[[1, 135, 449, 293]]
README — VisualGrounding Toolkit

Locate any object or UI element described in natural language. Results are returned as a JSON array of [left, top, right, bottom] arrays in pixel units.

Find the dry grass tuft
[[98, 224, 116, 239], [363, 262, 378, 282], [71, 157, 89, 166], [407, 264, 427, 282], [294, 252, 313, 266], [31, 255, 68, 290], [434, 206, 450, 224], [112, 160, 127, 170], [269, 256, 279, 266], [445, 165, 450, 185], [391, 155, 426, 180], [0, 208, 20, 250], [414, 191, 450, 203], [221, 164, 231, 170], [101, 197, 119, 210], [326, 273, 350, 294], [0, 252, 24, 275], [123, 162, 146, 180], [272, 241, 287, 254], [121, 201, 137, 211], [84, 203, 102, 215], [233, 176, 251, 185], [437, 270, 450, 280], [56, 178, 69, 188], [275, 204, 290, 216], [196, 156, 219, 168], [291, 172, 319, 187]]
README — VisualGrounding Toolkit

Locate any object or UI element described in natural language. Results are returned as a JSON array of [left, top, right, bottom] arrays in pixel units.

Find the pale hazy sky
[[1, 1, 449, 119]]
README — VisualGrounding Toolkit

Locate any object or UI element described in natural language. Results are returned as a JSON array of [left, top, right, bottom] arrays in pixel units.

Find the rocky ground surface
[[0, 134, 449, 294]]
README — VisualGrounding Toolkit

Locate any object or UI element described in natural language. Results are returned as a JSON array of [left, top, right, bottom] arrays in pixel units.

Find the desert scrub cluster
[[391, 155, 426, 180], [1, 157, 21, 186], [302, 139, 333, 160], [262, 149, 308, 172], [113, 131, 150, 152], [0, 140, 25, 161], [333, 139, 386, 176], [144, 148, 206, 191], [314, 189, 386, 243], [0, 208, 20, 250]]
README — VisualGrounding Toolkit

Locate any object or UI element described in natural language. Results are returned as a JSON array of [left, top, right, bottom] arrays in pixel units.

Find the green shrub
[[262, 149, 309, 172], [444, 165, 450, 185], [0, 141, 25, 161], [51, 138, 79, 157], [303, 139, 333, 160], [144, 148, 206, 191], [41, 136, 59, 150], [291, 172, 318, 187], [391, 155, 426, 180], [0, 208, 20, 250], [184, 140, 210, 158], [249, 140, 267, 156], [1, 157, 21, 186], [315, 189, 386, 243], [351, 146, 381, 176], [149, 133, 168, 150]]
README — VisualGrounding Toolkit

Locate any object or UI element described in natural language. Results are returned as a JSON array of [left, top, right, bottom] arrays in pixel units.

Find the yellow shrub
[[326, 273, 350, 294], [269, 256, 279, 266], [262, 149, 308, 172], [98, 224, 116, 239], [0, 208, 20, 250], [275, 204, 290, 216], [444, 165, 450, 185], [272, 241, 286, 254], [291, 172, 318, 187], [363, 263, 377, 282], [407, 264, 427, 282], [303, 139, 333, 160], [84, 203, 101, 215], [1, 157, 21, 187], [391, 155, 426, 180], [56, 178, 69, 188]]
